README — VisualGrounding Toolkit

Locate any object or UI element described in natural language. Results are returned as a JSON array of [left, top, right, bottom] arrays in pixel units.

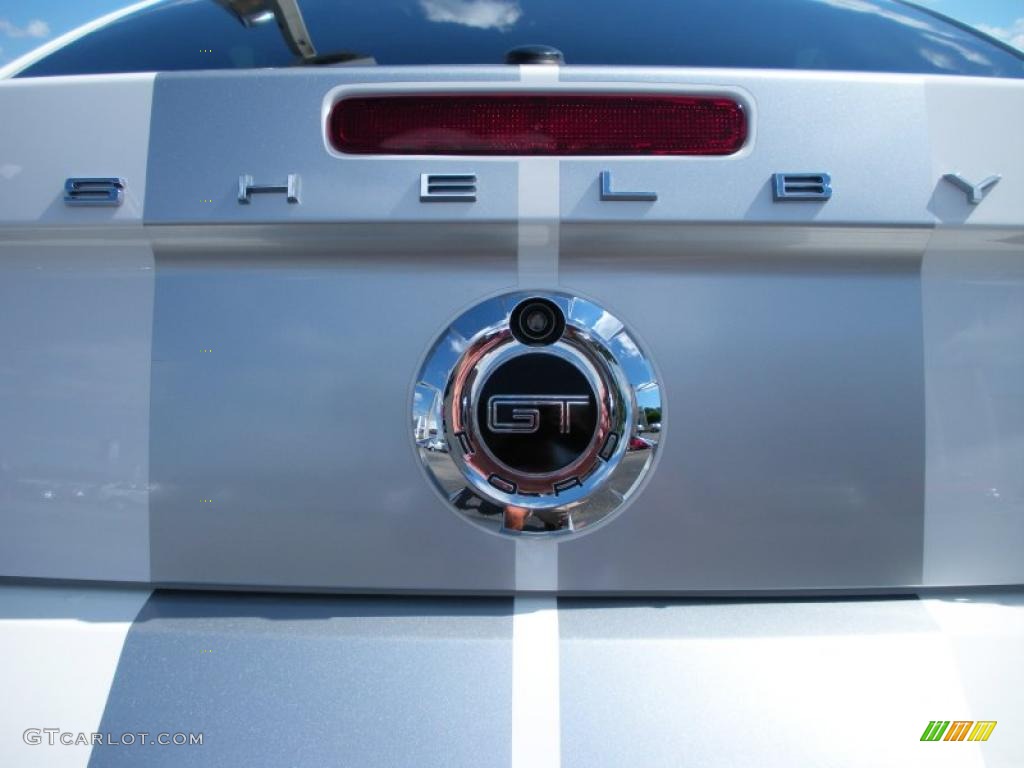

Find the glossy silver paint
[[90, 590, 513, 768], [0, 74, 155, 583], [559, 592, 1024, 767], [2, 8, 1022, 768], [0, 65, 1021, 592], [2, 583, 1023, 767]]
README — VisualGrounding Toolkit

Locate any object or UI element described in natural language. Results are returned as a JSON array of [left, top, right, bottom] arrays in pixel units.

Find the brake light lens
[[329, 94, 746, 156]]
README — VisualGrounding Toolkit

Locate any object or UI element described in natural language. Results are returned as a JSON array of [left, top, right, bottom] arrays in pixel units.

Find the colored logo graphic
[[921, 721, 997, 742]]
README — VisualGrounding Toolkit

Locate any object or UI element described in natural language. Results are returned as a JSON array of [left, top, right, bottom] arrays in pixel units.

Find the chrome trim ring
[[413, 292, 662, 536]]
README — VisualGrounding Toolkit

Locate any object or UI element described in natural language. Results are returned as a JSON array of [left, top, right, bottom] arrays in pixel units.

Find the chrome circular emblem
[[413, 292, 661, 535]]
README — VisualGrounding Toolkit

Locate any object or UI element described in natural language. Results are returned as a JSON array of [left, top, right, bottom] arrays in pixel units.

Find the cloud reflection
[[818, 0, 932, 32], [419, 0, 522, 31], [819, 0, 997, 72]]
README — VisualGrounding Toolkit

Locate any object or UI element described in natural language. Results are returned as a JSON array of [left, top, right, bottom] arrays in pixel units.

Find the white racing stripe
[[513, 62, 563, 593], [511, 595, 561, 768], [517, 64, 561, 290], [0, 585, 152, 768], [515, 538, 559, 592], [517, 158, 560, 289], [511, 63, 563, 768]]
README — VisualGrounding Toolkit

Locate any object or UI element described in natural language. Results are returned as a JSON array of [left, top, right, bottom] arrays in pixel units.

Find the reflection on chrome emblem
[[487, 395, 590, 434], [412, 292, 662, 536]]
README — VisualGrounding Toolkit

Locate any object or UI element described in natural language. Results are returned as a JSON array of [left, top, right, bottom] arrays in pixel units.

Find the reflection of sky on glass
[[4, 0, 1022, 73], [816, 0, 1005, 69], [418, 0, 522, 31], [820, 0, 931, 31]]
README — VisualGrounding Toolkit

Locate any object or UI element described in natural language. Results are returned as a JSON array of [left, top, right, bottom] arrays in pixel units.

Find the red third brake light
[[329, 94, 747, 156]]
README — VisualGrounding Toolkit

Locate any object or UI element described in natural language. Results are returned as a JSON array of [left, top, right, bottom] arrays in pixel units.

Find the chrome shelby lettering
[[237, 173, 300, 204], [63, 177, 125, 206], [942, 173, 1001, 204]]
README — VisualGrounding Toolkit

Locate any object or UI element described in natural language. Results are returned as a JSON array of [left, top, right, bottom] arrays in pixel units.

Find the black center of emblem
[[477, 353, 598, 474]]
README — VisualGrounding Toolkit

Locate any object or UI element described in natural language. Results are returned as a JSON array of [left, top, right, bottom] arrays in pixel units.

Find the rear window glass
[[15, 0, 1024, 78]]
